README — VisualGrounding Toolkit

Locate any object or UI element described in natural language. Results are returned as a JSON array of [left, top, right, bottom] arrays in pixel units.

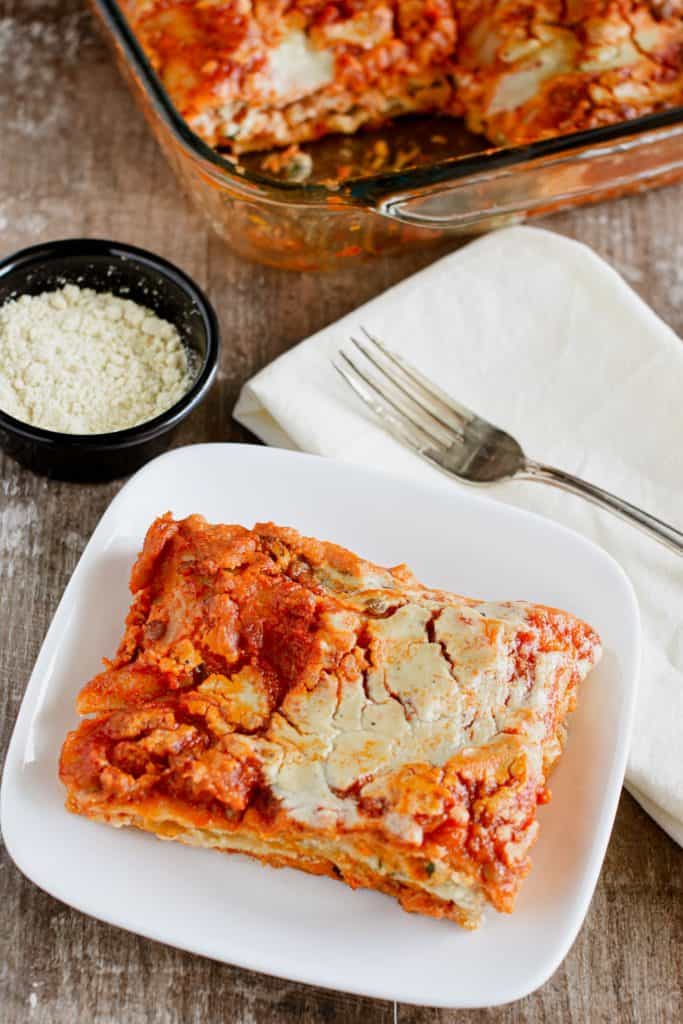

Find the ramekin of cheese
[[0, 239, 219, 481]]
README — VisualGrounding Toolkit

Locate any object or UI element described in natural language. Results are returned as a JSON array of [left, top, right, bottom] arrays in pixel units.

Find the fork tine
[[350, 334, 462, 444], [348, 338, 454, 448], [339, 349, 448, 449], [333, 354, 445, 454], [333, 359, 433, 455], [360, 327, 477, 429]]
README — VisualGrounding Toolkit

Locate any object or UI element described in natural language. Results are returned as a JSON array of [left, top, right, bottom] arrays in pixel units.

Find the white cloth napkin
[[234, 226, 683, 847]]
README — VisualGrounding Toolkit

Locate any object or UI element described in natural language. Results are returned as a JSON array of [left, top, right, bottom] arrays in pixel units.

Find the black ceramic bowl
[[0, 239, 220, 482]]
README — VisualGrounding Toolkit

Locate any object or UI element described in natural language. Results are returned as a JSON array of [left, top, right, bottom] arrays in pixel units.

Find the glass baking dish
[[92, 0, 683, 270]]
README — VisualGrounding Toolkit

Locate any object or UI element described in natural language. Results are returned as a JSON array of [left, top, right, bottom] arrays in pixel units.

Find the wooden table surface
[[1, 2, 682, 1021]]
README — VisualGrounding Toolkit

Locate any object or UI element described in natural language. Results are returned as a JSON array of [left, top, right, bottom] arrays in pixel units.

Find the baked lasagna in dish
[[120, 1, 683, 154], [60, 514, 601, 928], [456, 1, 683, 146]]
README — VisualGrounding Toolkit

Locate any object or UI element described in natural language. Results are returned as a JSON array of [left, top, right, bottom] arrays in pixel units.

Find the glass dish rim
[[94, 0, 683, 207]]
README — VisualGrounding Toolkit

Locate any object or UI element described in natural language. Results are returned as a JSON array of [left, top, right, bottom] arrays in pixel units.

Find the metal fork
[[334, 328, 683, 556]]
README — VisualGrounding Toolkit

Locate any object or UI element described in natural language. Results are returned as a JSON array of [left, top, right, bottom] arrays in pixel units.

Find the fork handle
[[522, 460, 683, 556]]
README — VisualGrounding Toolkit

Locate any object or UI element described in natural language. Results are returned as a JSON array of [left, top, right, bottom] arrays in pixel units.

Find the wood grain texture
[[1, 2, 682, 1021]]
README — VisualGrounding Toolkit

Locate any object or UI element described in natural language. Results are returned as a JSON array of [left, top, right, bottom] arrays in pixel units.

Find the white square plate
[[1, 445, 639, 1008]]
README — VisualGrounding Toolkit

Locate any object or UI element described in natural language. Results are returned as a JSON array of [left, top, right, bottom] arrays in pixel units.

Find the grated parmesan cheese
[[0, 284, 193, 434]]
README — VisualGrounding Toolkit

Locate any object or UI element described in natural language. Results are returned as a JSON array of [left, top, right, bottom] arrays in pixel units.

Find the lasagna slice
[[455, 0, 683, 145], [60, 514, 601, 929], [121, 0, 461, 152]]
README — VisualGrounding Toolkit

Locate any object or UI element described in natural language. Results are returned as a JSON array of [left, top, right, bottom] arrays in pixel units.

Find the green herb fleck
[[425, 861, 435, 877], [285, 152, 313, 183]]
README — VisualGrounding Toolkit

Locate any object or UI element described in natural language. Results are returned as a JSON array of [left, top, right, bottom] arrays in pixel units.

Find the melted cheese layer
[[106, 809, 488, 925]]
